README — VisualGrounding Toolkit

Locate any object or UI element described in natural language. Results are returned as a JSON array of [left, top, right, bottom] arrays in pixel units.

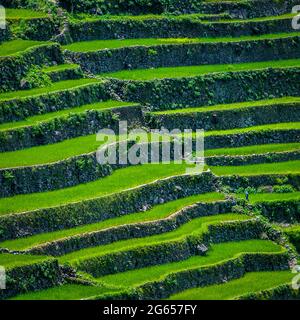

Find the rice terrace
[[0, 0, 300, 304]]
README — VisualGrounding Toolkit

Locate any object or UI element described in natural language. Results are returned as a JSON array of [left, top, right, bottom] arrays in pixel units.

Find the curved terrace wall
[[0, 172, 216, 241], [65, 37, 300, 74]]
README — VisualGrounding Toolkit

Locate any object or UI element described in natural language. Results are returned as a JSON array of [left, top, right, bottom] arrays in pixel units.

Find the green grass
[[0, 121, 299, 169], [5, 8, 48, 20], [237, 192, 300, 204], [71, 12, 295, 24], [205, 143, 300, 157], [0, 78, 102, 101], [0, 100, 138, 131], [2, 159, 298, 217], [0, 192, 224, 251], [0, 134, 103, 168], [98, 240, 283, 289], [70, 13, 226, 22], [284, 225, 300, 232], [0, 163, 196, 216], [206, 13, 298, 24], [9, 240, 284, 300], [168, 270, 294, 300], [284, 226, 300, 253], [10, 284, 117, 300], [59, 213, 250, 265], [0, 253, 48, 269], [63, 38, 202, 52], [205, 122, 300, 136], [98, 59, 300, 80], [0, 39, 49, 57], [63, 33, 300, 52], [42, 64, 80, 73], [210, 160, 300, 176], [153, 97, 300, 115]]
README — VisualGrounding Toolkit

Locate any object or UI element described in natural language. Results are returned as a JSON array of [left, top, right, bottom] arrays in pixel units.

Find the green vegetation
[[0, 253, 48, 269], [0, 134, 102, 168], [42, 64, 80, 73], [5, 9, 48, 20], [153, 97, 300, 115], [9, 240, 285, 300], [237, 192, 300, 204], [210, 160, 300, 176], [59, 213, 250, 264], [0, 78, 101, 101], [284, 226, 300, 253], [98, 240, 283, 288], [0, 39, 49, 57], [21, 65, 52, 89], [205, 143, 300, 157], [206, 122, 300, 137], [0, 100, 138, 131], [1, 122, 299, 169], [0, 163, 195, 216], [0, 192, 224, 251], [63, 33, 300, 52], [99, 59, 300, 80], [11, 284, 117, 300], [206, 13, 297, 24], [1, 158, 297, 217], [1, 0, 299, 301], [168, 271, 294, 300], [284, 225, 300, 233], [70, 12, 295, 24], [70, 12, 226, 22]]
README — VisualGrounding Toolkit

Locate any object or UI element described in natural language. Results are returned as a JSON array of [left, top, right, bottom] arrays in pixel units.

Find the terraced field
[[0, 0, 299, 301]]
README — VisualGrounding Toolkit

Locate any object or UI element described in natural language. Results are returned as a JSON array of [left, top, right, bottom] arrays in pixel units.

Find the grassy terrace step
[[28, 198, 233, 256], [0, 163, 195, 216], [42, 64, 81, 75], [41, 63, 84, 82], [98, 59, 300, 80], [209, 160, 300, 176], [67, 12, 299, 44], [54, 0, 299, 18], [205, 143, 300, 157], [0, 134, 101, 168], [58, 213, 251, 265], [0, 192, 225, 251], [71, 13, 229, 22], [0, 78, 102, 102], [152, 97, 300, 114], [5, 9, 48, 20], [71, 12, 294, 24], [0, 253, 48, 270], [205, 122, 300, 137], [0, 252, 61, 300], [0, 39, 50, 57], [168, 270, 294, 300], [203, 13, 297, 24], [10, 283, 118, 300], [237, 192, 300, 204], [9, 240, 284, 300], [97, 240, 283, 289], [149, 96, 300, 132], [0, 100, 137, 131], [63, 32, 300, 52], [0, 122, 299, 169]]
